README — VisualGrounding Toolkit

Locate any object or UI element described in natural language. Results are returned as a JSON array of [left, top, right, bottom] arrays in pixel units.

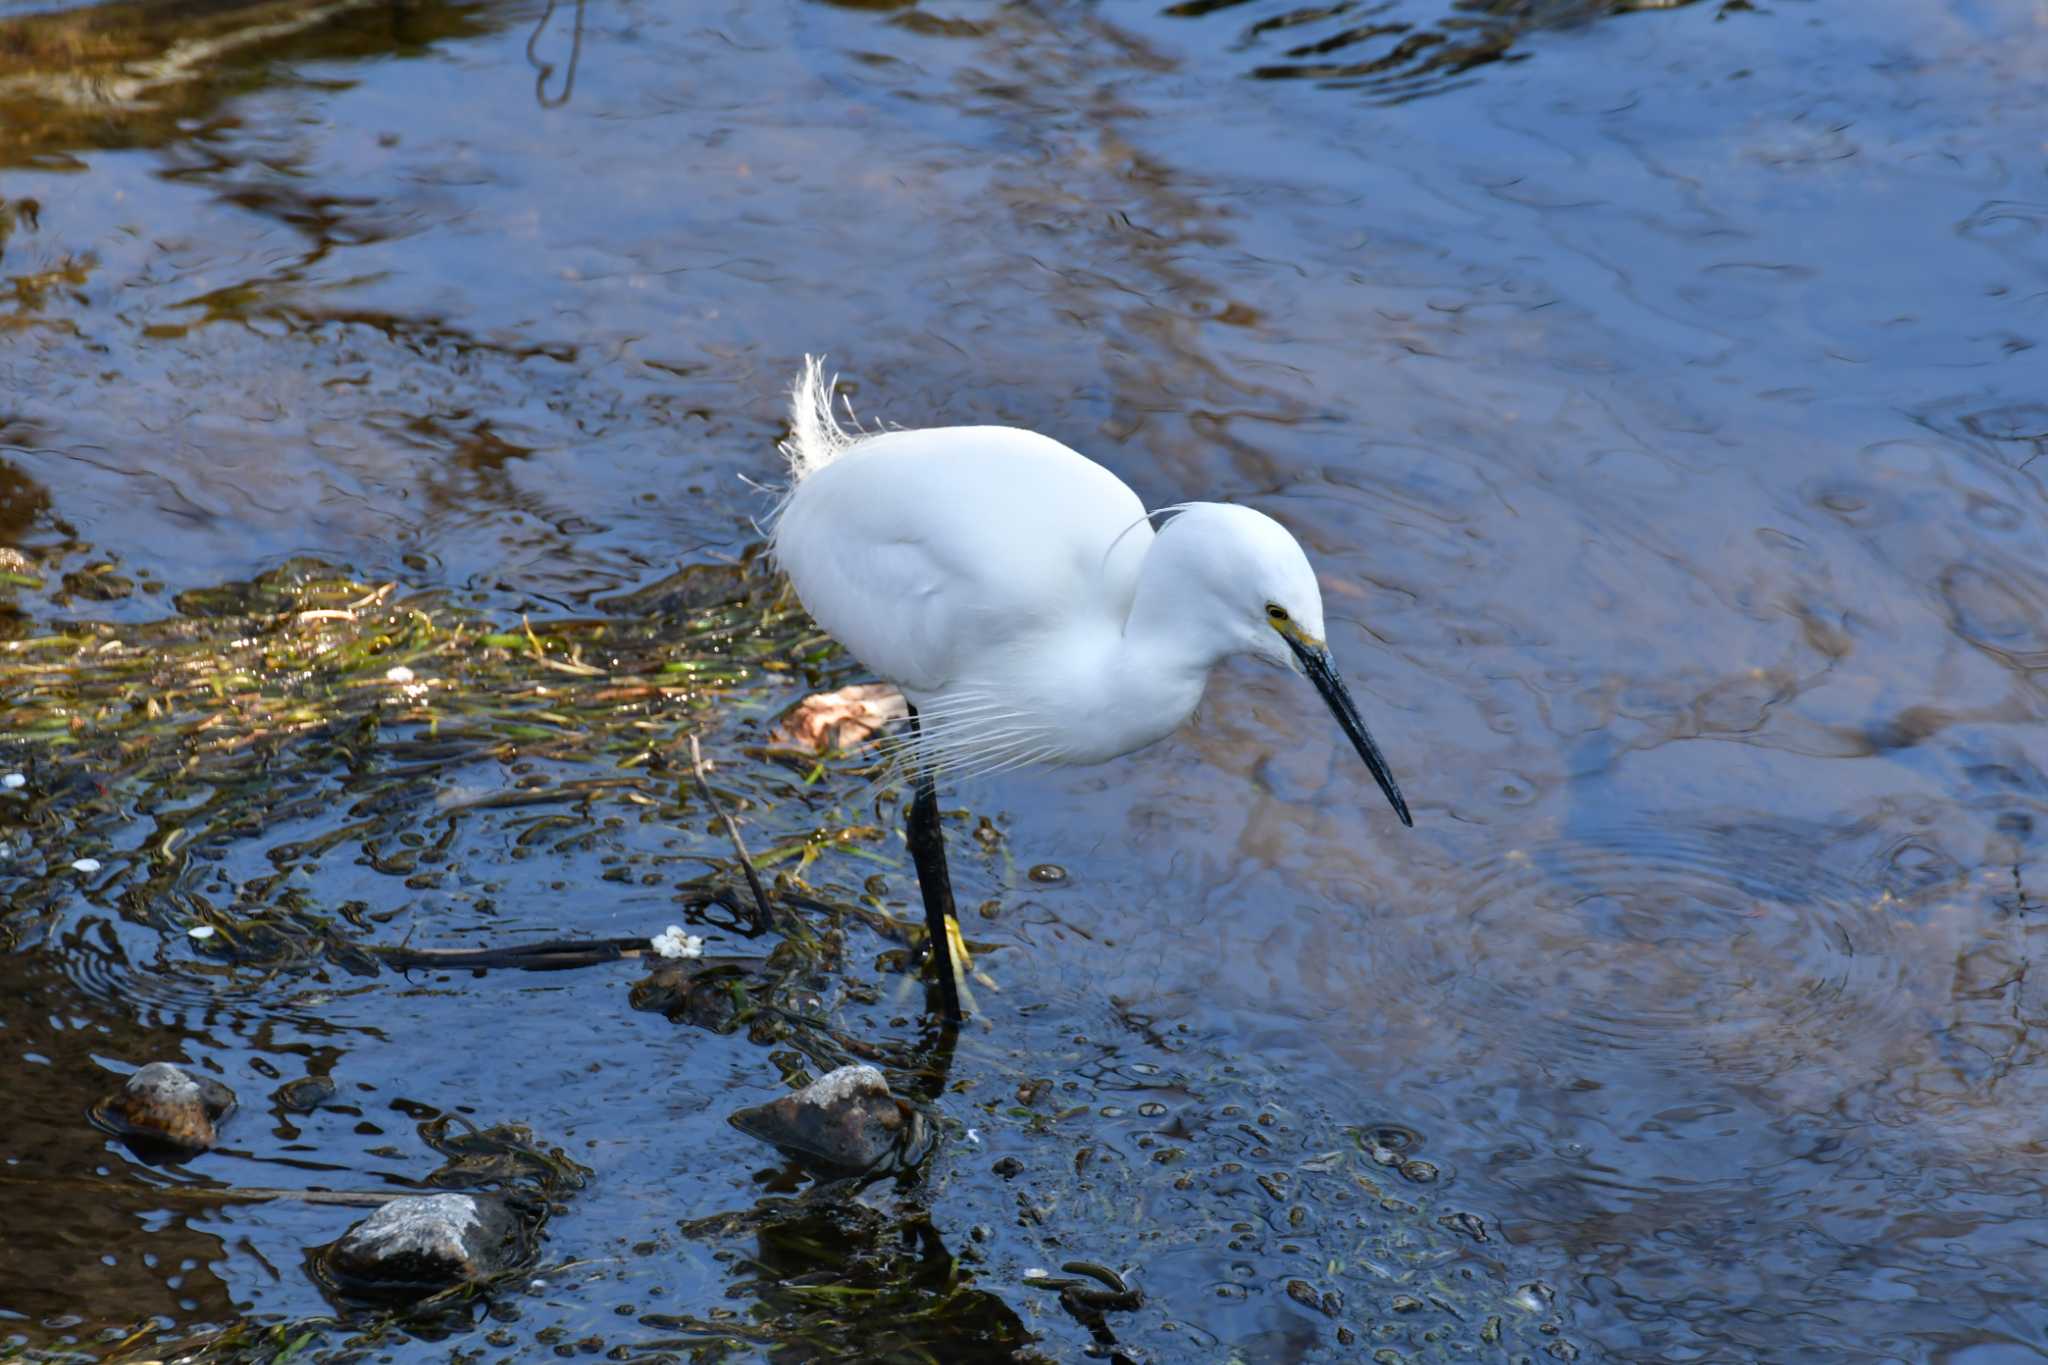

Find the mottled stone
[[326, 1193, 522, 1292], [729, 1064, 930, 1173], [96, 1062, 235, 1155]]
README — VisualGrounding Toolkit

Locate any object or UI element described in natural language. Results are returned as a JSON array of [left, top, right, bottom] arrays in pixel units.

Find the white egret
[[769, 358, 1412, 1022]]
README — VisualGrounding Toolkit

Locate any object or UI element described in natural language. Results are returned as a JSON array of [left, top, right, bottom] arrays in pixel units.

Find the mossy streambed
[[0, 555, 1577, 1363]]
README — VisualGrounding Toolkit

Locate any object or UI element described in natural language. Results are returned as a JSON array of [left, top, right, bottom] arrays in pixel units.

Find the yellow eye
[[1266, 604, 1289, 623]]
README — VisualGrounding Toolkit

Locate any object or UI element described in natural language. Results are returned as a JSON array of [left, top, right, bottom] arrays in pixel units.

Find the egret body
[[770, 358, 1412, 1021]]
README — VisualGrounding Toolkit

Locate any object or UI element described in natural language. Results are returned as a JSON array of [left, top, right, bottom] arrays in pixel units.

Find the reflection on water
[[2, 0, 2047, 1356], [0, 946, 241, 1337], [1164, 0, 1740, 99], [0, 0, 494, 168]]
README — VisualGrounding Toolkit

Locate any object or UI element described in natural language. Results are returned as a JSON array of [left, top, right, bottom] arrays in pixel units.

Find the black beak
[[1285, 634, 1413, 828]]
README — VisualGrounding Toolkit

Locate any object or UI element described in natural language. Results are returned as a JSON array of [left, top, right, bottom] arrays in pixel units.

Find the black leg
[[904, 706, 964, 1024]]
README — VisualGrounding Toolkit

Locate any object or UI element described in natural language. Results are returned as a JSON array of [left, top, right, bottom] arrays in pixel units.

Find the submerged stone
[[274, 1076, 338, 1114], [1438, 1210, 1489, 1242], [60, 564, 134, 601], [728, 1064, 931, 1174], [170, 557, 350, 618], [594, 561, 749, 619], [93, 1061, 236, 1156], [630, 958, 765, 1030], [325, 1193, 523, 1293]]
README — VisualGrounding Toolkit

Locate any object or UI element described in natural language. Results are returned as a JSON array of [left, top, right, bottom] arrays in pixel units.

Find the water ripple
[[1165, 0, 1727, 100], [1376, 822, 1910, 1085]]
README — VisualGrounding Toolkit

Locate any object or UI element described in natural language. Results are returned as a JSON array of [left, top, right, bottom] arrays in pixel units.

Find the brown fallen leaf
[[771, 683, 907, 751]]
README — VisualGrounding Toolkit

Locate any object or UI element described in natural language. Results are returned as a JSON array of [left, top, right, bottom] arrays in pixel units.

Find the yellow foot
[[945, 915, 974, 974], [946, 916, 999, 999]]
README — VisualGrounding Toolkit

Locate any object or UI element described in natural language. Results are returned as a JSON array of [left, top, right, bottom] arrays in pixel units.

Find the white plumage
[[770, 357, 1411, 812], [765, 356, 1412, 1019]]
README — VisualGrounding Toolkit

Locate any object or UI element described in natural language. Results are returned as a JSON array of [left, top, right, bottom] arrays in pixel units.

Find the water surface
[[3, 0, 2047, 1358]]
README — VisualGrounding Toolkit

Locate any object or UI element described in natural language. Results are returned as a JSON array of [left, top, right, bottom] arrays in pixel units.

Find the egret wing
[[772, 424, 1151, 699], [800, 530, 976, 697]]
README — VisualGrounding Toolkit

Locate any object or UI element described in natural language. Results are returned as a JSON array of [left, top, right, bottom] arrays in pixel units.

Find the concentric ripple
[[1372, 823, 1917, 1086]]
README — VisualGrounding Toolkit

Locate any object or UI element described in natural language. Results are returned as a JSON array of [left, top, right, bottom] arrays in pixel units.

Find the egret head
[[1161, 503, 1413, 828]]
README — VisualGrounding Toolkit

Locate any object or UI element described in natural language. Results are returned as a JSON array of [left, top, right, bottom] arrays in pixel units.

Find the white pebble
[[188, 925, 216, 940], [384, 665, 416, 684], [69, 857, 101, 873], [650, 925, 705, 960], [1, 773, 23, 789], [1023, 1268, 1049, 1280]]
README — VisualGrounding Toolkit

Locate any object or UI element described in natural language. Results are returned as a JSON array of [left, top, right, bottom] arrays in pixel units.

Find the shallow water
[[3, 0, 2047, 1358]]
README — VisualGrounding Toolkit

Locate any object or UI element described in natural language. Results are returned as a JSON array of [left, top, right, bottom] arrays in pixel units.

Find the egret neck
[[1097, 511, 1254, 756]]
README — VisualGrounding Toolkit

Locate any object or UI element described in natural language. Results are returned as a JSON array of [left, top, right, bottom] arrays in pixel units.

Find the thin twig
[[690, 733, 773, 934], [375, 935, 652, 971]]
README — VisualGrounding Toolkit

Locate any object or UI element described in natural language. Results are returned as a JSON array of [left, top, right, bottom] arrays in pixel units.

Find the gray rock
[[326, 1193, 522, 1292], [729, 1064, 931, 1173], [96, 1062, 236, 1155]]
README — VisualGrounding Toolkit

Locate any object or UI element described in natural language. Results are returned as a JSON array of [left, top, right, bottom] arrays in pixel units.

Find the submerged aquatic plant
[[0, 554, 886, 957], [0, 553, 1576, 1363]]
